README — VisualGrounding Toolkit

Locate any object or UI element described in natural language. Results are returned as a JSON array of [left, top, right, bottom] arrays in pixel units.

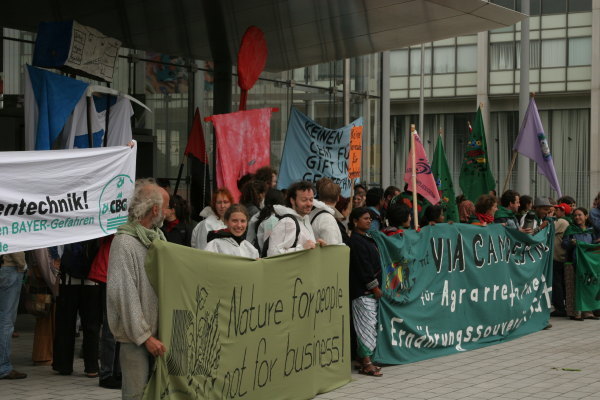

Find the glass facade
[[0, 28, 382, 202], [389, 1, 594, 202]]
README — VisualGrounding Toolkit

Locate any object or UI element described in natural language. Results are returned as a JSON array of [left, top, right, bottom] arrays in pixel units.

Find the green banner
[[372, 223, 553, 364], [142, 242, 350, 400], [575, 242, 600, 311]]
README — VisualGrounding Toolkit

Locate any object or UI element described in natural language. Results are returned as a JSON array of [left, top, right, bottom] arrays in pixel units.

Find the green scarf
[[116, 220, 166, 248], [494, 205, 515, 219], [564, 223, 594, 238]]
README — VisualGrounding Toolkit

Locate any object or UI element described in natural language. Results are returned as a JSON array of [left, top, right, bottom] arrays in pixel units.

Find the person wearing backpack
[[52, 239, 101, 377], [311, 178, 345, 246], [247, 188, 285, 255], [267, 181, 325, 256]]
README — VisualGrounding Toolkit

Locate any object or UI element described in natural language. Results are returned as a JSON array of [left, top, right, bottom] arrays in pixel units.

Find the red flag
[[211, 108, 272, 201], [404, 131, 440, 205], [184, 108, 208, 163]]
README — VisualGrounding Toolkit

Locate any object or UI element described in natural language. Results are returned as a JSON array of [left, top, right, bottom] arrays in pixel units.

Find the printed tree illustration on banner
[[165, 286, 221, 396]]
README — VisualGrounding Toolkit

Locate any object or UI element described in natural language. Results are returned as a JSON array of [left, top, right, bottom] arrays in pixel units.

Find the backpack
[[60, 240, 99, 280], [310, 210, 350, 246], [260, 214, 300, 257]]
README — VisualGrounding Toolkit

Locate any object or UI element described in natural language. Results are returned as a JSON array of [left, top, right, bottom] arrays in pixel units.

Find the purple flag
[[513, 98, 562, 197]]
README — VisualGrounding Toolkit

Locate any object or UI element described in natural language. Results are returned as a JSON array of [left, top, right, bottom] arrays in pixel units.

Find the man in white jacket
[[311, 178, 344, 245], [267, 181, 325, 256]]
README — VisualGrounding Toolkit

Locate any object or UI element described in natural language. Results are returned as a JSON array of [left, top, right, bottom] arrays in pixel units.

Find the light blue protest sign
[[277, 108, 362, 197]]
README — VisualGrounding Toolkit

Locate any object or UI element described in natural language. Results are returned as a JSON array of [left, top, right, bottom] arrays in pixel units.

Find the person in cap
[[519, 197, 552, 234]]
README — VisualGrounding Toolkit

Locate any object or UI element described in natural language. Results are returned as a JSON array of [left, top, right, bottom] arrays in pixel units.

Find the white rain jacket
[[204, 237, 259, 259], [190, 207, 226, 250], [267, 205, 316, 256], [310, 199, 344, 245]]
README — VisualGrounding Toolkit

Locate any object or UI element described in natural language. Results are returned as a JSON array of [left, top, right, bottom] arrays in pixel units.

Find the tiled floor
[[2, 314, 600, 399]]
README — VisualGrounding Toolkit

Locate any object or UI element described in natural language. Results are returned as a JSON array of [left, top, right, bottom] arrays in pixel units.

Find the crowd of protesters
[[2, 165, 600, 393]]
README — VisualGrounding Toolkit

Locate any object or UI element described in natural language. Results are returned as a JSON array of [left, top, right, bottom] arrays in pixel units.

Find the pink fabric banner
[[404, 132, 440, 206], [211, 108, 272, 201]]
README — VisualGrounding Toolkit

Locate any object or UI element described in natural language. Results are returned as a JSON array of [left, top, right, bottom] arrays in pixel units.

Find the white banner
[[0, 145, 136, 254]]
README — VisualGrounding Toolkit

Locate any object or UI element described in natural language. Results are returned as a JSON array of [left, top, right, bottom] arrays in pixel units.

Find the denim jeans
[[119, 342, 153, 400], [0, 266, 24, 377]]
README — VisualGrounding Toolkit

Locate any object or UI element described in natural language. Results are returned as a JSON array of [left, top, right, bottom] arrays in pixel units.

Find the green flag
[[431, 135, 459, 222], [459, 107, 496, 202], [575, 242, 600, 312], [371, 223, 554, 365]]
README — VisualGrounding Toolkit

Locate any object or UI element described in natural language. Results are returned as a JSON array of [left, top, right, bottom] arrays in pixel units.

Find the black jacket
[[348, 232, 381, 300]]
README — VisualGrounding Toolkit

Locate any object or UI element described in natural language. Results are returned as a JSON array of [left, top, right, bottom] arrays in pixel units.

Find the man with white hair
[[107, 178, 169, 400]]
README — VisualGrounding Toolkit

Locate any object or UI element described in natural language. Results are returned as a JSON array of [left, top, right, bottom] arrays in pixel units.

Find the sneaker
[[99, 376, 122, 389], [1, 370, 27, 379]]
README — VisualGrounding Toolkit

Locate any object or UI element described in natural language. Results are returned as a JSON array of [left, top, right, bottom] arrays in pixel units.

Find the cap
[[554, 203, 572, 215], [533, 197, 552, 207]]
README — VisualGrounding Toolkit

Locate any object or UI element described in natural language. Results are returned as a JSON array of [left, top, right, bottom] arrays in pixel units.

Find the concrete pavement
[[2, 314, 599, 400]]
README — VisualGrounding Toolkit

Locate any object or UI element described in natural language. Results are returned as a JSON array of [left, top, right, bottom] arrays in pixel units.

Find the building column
[[381, 51, 391, 188], [476, 31, 491, 164], [591, 0, 600, 204], [516, 0, 531, 197]]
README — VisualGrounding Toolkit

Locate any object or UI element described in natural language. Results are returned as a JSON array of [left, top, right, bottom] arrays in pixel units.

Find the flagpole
[[502, 151, 518, 194], [173, 162, 185, 197], [410, 124, 419, 230]]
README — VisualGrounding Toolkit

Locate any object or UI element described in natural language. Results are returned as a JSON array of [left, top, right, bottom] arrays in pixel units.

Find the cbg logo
[[99, 174, 134, 234]]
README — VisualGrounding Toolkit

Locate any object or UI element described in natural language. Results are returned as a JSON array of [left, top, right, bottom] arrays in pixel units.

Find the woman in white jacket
[[190, 188, 233, 249], [204, 204, 259, 258]]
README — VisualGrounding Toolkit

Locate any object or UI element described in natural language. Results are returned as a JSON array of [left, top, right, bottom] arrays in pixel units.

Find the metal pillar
[[343, 58, 350, 125], [381, 51, 391, 188], [517, 0, 531, 196]]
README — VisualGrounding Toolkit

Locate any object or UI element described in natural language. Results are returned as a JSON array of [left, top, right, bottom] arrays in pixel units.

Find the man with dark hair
[[382, 203, 412, 236], [267, 181, 325, 256], [311, 178, 344, 245], [494, 190, 521, 230], [366, 187, 385, 231]]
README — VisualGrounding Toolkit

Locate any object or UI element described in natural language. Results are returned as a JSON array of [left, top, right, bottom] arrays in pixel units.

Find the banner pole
[[173, 161, 185, 197], [410, 124, 419, 230], [502, 150, 518, 194]]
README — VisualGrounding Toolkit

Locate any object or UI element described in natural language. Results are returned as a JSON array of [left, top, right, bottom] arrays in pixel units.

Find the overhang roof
[[0, 0, 524, 72]]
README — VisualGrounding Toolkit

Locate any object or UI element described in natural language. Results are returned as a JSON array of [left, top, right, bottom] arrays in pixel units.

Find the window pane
[[491, 0, 516, 9], [516, 40, 541, 69], [541, 39, 566, 67], [457, 45, 476, 72], [433, 46, 455, 73], [410, 48, 432, 75], [568, 0, 591, 12], [568, 37, 591, 66], [530, 0, 541, 15], [390, 49, 409, 75], [490, 42, 515, 70], [542, 0, 567, 14]]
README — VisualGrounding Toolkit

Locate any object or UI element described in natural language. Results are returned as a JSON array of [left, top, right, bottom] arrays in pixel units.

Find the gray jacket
[[107, 234, 158, 345]]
